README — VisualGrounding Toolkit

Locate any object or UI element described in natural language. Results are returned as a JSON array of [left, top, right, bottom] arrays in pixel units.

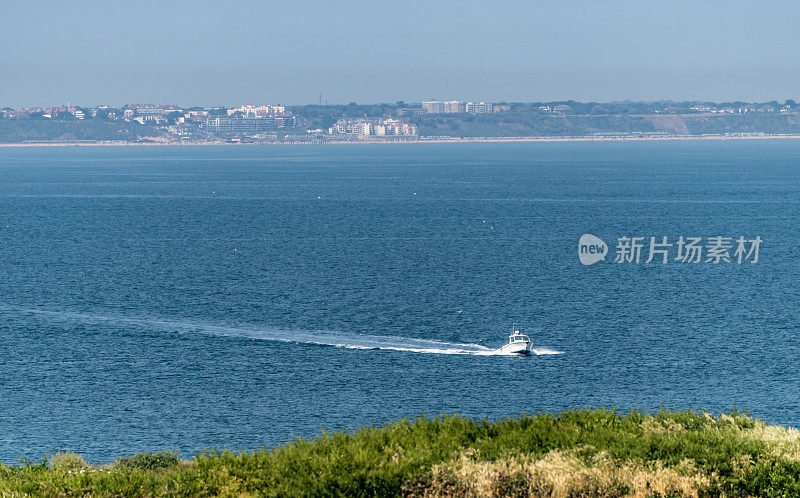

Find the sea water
[[0, 141, 798, 462]]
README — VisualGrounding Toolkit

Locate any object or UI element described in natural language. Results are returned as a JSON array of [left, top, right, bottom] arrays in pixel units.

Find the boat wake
[[530, 347, 563, 355], [474, 347, 564, 356], [0, 306, 563, 356]]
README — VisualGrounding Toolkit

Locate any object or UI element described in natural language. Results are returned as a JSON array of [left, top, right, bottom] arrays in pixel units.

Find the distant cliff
[[411, 111, 800, 138]]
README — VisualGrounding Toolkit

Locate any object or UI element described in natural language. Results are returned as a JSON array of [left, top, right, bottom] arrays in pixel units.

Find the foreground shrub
[[490, 470, 530, 497], [114, 450, 181, 471], [0, 410, 799, 496], [49, 452, 89, 473]]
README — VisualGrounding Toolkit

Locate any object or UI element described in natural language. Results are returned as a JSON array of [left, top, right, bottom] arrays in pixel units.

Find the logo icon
[[578, 234, 607, 265]]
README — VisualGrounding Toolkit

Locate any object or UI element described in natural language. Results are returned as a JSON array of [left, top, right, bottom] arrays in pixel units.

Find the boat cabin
[[508, 331, 531, 344]]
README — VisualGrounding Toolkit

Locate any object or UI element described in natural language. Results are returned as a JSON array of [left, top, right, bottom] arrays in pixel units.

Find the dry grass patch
[[408, 449, 708, 497]]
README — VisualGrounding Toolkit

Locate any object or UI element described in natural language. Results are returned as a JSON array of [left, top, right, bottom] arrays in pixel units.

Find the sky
[[2, 0, 799, 107]]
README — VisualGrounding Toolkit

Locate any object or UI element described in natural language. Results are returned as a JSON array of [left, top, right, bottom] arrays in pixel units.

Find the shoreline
[[2, 133, 800, 148]]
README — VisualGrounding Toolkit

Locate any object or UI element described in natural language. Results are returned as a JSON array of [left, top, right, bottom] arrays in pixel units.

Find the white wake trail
[[0, 307, 485, 355], [0, 306, 563, 356], [531, 347, 564, 355]]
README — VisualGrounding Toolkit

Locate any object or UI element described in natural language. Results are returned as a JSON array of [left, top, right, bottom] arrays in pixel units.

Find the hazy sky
[[2, 0, 799, 107]]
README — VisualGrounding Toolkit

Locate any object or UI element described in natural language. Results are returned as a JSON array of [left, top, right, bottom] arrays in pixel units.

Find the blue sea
[[0, 141, 798, 463]]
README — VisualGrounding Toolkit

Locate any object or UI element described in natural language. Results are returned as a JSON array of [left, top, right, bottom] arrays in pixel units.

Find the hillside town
[[0, 101, 427, 142], [1, 98, 798, 144]]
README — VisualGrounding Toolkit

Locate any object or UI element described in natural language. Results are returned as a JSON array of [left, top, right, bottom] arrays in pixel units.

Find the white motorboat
[[499, 327, 532, 355]]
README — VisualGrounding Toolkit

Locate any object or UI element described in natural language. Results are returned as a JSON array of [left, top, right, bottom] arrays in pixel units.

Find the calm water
[[0, 142, 799, 463]]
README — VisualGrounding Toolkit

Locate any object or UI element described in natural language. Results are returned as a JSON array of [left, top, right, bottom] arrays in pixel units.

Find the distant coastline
[[5, 101, 800, 146], [3, 133, 800, 148]]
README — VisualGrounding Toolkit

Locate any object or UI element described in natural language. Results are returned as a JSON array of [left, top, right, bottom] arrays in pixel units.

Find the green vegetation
[[285, 100, 800, 138], [684, 113, 800, 135], [2, 410, 800, 496], [412, 112, 664, 137], [114, 451, 182, 471], [0, 119, 165, 143], [410, 108, 800, 137]]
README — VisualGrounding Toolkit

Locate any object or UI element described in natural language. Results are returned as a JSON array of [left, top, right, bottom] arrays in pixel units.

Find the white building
[[227, 104, 287, 117], [465, 101, 492, 114], [423, 100, 492, 114], [328, 118, 417, 138]]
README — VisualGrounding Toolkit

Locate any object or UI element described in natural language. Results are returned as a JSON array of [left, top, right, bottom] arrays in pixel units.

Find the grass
[[1, 410, 800, 496]]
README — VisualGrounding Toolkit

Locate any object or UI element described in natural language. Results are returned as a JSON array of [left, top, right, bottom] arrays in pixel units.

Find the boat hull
[[499, 342, 531, 355]]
